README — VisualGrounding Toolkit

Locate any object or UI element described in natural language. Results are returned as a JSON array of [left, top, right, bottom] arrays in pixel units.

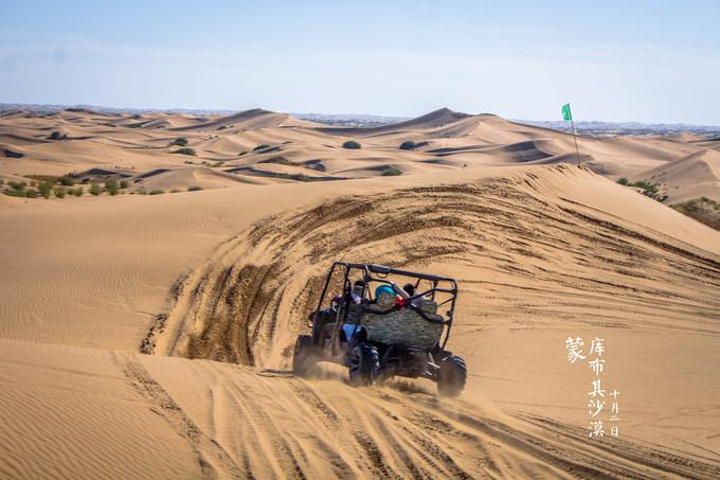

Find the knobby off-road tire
[[437, 354, 467, 397], [293, 335, 317, 377], [348, 342, 380, 387]]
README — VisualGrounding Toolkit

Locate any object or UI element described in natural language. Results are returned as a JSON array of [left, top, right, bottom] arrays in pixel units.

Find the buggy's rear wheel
[[437, 354, 466, 397], [348, 342, 380, 387], [293, 335, 316, 377]]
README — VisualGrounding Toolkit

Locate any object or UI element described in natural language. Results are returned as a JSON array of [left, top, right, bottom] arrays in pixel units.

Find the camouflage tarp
[[361, 298, 444, 349]]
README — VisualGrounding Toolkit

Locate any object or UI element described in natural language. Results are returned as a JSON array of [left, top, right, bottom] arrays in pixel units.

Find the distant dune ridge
[[1, 106, 719, 204], [1, 106, 720, 478]]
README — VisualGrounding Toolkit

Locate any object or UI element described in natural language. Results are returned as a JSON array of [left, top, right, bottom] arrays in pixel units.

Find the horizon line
[[1, 102, 719, 128]]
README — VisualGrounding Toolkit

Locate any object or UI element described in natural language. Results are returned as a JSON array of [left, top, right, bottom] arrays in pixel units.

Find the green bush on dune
[[3, 181, 27, 197], [253, 144, 271, 151], [381, 166, 403, 177], [170, 137, 189, 147], [105, 179, 120, 196], [632, 180, 659, 194], [72, 187, 83, 197], [171, 147, 197, 156], [617, 177, 659, 194], [89, 183, 103, 196], [54, 187, 67, 199], [8, 181, 27, 191], [58, 176, 75, 186], [399, 141, 417, 150], [38, 182, 53, 199], [188, 185, 203, 192], [119, 180, 130, 189], [342, 140, 361, 149], [149, 189, 165, 195]]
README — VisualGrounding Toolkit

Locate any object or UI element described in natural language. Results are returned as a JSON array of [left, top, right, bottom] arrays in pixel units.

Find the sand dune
[[642, 150, 720, 203], [2, 107, 718, 200], [1, 107, 720, 478], [692, 137, 720, 151], [316, 108, 473, 135], [130, 166, 268, 191], [172, 108, 319, 132]]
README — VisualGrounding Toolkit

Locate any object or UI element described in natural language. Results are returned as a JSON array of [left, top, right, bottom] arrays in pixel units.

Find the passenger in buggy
[[311, 280, 365, 346]]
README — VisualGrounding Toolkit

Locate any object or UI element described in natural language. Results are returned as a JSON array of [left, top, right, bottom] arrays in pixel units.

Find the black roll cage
[[311, 262, 459, 350]]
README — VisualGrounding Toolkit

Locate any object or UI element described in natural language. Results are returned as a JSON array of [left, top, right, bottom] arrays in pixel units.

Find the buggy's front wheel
[[293, 335, 317, 377], [348, 342, 380, 387]]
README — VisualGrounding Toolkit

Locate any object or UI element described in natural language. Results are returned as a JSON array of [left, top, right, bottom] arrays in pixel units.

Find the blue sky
[[1, 0, 718, 124]]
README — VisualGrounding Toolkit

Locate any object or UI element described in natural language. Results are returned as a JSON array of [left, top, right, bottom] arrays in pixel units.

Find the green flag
[[562, 103, 573, 121]]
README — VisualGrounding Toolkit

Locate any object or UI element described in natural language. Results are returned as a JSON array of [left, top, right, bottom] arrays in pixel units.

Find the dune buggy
[[293, 262, 467, 397]]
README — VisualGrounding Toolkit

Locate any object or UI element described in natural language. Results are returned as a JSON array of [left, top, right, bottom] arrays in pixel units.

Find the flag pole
[[563, 103, 582, 165], [570, 117, 581, 166]]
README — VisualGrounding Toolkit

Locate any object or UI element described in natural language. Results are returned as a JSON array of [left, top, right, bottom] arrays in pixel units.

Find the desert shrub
[[8, 181, 27, 191], [701, 196, 720, 210], [188, 185, 203, 192], [89, 183, 103, 196], [149, 189, 165, 195], [105, 179, 119, 196], [619, 178, 659, 194], [170, 189, 182, 193], [171, 148, 197, 156], [49, 131, 67, 140], [342, 140, 361, 149], [24, 189, 38, 198], [253, 144, 270, 151], [399, 141, 417, 150], [54, 186, 67, 199], [25, 175, 61, 186], [37, 181, 53, 199], [72, 187, 83, 197], [632, 180, 659, 194], [119, 180, 130, 189], [237, 151, 248, 156], [0, 179, 4, 186], [58, 176, 75, 186], [671, 197, 720, 230], [4, 188, 26, 197], [170, 137, 189, 147], [381, 166, 403, 176], [136, 189, 148, 195]]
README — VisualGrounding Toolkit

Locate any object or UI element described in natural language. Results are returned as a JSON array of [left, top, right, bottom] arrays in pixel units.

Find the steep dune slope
[[152, 165, 719, 364], [315, 108, 472, 136], [173, 108, 302, 132], [3, 338, 719, 480], [128, 165, 720, 461], [641, 150, 720, 202]]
